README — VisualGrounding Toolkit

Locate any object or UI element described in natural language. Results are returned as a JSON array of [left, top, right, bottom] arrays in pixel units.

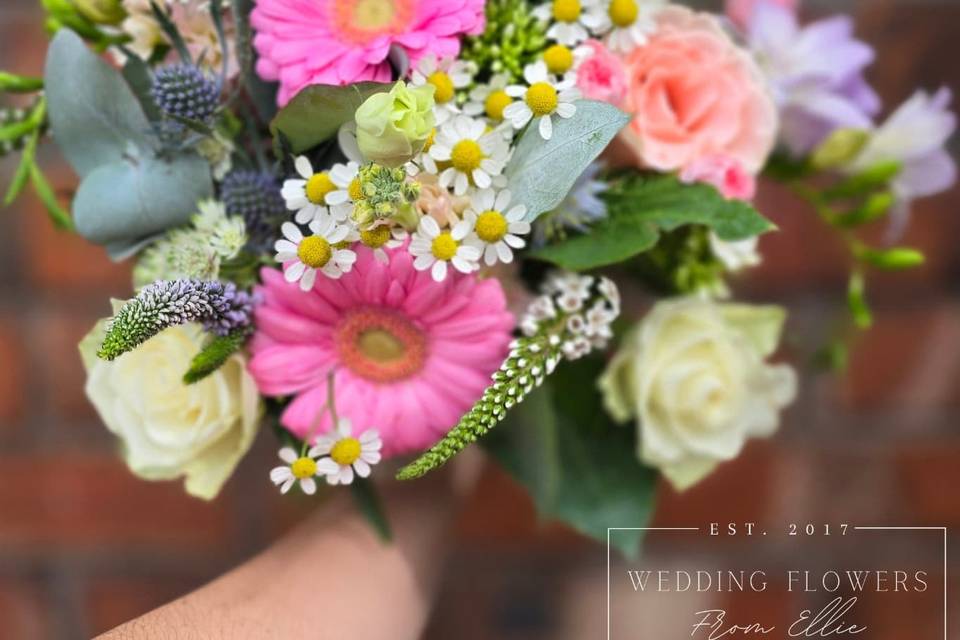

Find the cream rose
[[599, 298, 796, 490], [79, 310, 261, 500], [612, 7, 777, 174]]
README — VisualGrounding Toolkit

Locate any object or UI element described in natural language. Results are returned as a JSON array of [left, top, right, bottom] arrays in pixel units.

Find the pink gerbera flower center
[[333, 0, 416, 45], [335, 307, 427, 382]]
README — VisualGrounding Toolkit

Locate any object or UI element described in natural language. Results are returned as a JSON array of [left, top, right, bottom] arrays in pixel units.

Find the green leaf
[[484, 357, 657, 559], [71, 147, 212, 258], [847, 271, 872, 330], [184, 331, 249, 384], [270, 82, 390, 155], [350, 479, 392, 543], [0, 71, 43, 93], [506, 100, 629, 222], [121, 55, 163, 122], [29, 164, 73, 230], [4, 118, 42, 206], [531, 174, 775, 271], [44, 29, 152, 177]]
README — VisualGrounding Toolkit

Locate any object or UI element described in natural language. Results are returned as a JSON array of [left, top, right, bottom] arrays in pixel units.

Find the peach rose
[[614, 7, 777, 174]]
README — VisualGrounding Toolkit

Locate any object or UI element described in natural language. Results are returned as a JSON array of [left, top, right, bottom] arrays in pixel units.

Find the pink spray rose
[[680, 155, 757, 201], [726, 0, 799, 31], [612, 7, 777, 174], [575, 40, 628, 107]]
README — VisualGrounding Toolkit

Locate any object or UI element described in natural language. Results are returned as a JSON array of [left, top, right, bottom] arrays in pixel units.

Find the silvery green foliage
[[505, 100, 630, 223], [98, 279, 254, 361], [44, 30, 213, 259], [397, 273, 620, 480]]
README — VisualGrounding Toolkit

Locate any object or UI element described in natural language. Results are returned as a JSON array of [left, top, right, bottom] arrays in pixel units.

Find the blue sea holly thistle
[[396, 273, 620, 480]]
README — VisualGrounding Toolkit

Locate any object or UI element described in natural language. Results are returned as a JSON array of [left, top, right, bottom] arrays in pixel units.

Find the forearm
[[98, 467, 467, 640]]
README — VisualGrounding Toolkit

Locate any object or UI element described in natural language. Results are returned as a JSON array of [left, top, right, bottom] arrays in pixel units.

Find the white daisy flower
[[282, 156, 343, 225], [269, 446, 325, 495], [341, 223, 407, 265], [542, 43, 592, 77], [504, 62, 580, 141], [533, 0, 602, 46], [324, 161, 361, 221], [584, 0, 665, 52], [311, 419, 383, 486], [409, 215, 481, 282], [463, 73, 515, 127], [429, 116, 510, 196], [274, 218, 357, 290], [410, 55, 475, 124], [464, 188, 530, 266]]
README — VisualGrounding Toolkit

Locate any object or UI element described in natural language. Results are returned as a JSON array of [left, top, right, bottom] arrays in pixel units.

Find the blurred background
[[0, 0, 958, 637]]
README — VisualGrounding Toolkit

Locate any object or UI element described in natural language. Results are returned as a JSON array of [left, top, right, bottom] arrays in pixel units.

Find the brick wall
[[1, 0, 958, 638]]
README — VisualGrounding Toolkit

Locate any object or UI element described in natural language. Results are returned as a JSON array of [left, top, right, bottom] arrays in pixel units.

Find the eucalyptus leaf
[[270, 82, 393, 155], [72, 147, 212, 256], [531, 174, 775, 271], [506, 100, 630, 222], [122, 55, 163, 122], [44, 29, 152, 177], [484, 357, 657, 559]]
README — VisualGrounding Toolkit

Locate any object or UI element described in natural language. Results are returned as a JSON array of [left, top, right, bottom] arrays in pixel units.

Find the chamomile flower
[[410, 215, 481, 282], [464, 189, 530, 266], [311, 419, 383, 486], [410, 55, 475, 125], [324, 161, 361, 221], [342, 223, 407, 265], [464, 74, 514, 124], [270, 446, 327, 495], [504, 62, 580, 140], [584, 0, 664, 52], [541, 43, 591, 77], [282, 156, 341, 224], [274, 218, 356, 290], [430, 116, 510, 196], [534, 0, 602, 46]]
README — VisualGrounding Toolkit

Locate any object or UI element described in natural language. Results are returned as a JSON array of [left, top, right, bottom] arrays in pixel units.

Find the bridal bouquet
[[4, 0, 953, 553]]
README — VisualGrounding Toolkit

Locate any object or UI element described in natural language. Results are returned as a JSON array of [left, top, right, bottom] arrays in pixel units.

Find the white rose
[[79, 309, 262, 500], [599, 298, 796, 490]]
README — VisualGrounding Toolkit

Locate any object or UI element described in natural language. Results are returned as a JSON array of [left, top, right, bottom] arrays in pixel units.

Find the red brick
[[30, 306, 111, 423], [19, 155, 133, 296], [840, 304, 960, 410], [0, 316, 25, 430], [85, 577, 199, 637], [896, 444, 960, 528], [0, 578, 51, 640], [0, 451, 233, 552]]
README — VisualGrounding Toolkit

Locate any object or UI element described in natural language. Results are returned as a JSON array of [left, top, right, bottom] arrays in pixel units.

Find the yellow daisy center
[[360, 225, 391, 248], [306, 172, 336, 204], [552, 0, 581, 22], [484, 90, 512, 121], [297, 236, 332, 268], [427, 71, 455, 104], [450, 139, 484, 173], [291, 456, 317, 479], [476, 210, 509, 243], [609, 0, 638, 27], [525, 82, 558, 116], [544, 44, 574, 74], [431, 232, 459, 261], [330, 437, 362, 466], [348, 177, 364, 201]]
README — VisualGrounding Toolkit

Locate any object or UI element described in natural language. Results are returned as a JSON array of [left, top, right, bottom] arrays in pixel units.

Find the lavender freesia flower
[[847, 88, 957, 236], [746, 2, 881, 155]]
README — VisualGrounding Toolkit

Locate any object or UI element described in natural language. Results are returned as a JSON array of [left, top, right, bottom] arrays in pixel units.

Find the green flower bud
[[355, 82, 435, 168], [70, 0, 125, 24], [811, 128, 870, 170]]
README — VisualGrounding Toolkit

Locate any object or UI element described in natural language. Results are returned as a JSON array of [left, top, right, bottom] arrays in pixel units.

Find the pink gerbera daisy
[[251, 0, 487, 106], [248, 245, 514, 456]]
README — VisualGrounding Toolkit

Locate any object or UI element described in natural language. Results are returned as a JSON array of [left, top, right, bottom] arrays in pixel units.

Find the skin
[[97, 455, 482, 640]]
